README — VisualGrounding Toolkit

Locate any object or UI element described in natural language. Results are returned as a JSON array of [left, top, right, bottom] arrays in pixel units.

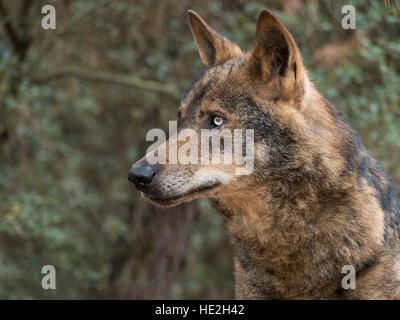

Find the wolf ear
[[188, 10, 242, 67], [248, 10, 304, 89]]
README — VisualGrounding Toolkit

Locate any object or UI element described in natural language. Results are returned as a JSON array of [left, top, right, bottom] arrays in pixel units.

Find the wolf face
[[128, 10, 356, 209]]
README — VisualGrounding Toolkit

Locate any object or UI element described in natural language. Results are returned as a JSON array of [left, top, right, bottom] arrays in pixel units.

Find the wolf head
[[128, 10, 350, 208]]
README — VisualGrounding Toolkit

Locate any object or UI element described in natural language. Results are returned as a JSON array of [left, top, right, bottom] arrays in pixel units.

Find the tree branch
[[33, 66, 180, 99], [0, 0, 30, 61], [0, 1, 21, 55]]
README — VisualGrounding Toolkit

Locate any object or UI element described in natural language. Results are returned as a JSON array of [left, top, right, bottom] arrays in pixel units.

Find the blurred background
[[0, 0, 398, 299]]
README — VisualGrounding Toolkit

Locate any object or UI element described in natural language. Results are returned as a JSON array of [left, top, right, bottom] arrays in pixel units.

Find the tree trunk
[[105, 201, 197, 299]]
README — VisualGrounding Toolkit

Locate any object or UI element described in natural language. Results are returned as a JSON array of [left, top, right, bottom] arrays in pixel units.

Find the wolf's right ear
[[188, 10, 242, 67]]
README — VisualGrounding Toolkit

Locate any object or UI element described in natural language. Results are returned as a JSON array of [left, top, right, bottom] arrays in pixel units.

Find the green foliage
[[0, 0, 398, 299]]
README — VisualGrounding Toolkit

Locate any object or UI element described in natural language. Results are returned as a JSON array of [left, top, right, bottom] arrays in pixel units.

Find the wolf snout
[[128, 160, 157, 190]]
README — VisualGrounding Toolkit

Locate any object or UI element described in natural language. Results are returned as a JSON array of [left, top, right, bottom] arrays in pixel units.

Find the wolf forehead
[[177, 59, 295, 144], [179, 57, 253, 120]]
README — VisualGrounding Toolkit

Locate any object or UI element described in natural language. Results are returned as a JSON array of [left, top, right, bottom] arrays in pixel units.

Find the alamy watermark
[[341, 5, 356, 29], [41, 265, 56, 290], [342, 265, 356, 290], [41, 5, 56, 30], [145, 121, 254, 175]]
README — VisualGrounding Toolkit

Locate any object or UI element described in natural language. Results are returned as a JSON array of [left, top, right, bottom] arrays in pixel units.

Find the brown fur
[[129, 9, 400, 299]]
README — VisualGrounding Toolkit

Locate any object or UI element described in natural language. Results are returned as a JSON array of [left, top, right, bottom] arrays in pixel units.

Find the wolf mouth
[[146, 182, 221, 206]]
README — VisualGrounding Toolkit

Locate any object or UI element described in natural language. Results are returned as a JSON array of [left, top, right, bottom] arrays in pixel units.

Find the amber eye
[[213, 115, 224, 126]]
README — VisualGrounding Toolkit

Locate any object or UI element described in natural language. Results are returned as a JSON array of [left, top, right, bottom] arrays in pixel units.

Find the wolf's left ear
[[188, 10, 242, 67], [248, 10, 304, 91]]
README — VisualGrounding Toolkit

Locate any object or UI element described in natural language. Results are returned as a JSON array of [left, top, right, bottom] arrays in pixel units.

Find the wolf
[[128, 9, 400, 299]]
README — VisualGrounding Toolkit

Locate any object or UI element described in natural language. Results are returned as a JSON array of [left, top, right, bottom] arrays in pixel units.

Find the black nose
[[128, 160, 156, 189]]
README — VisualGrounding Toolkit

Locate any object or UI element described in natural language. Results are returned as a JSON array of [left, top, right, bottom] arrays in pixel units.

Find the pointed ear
[[187, 10, 242, 67], [248, 10, 304, 87]]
